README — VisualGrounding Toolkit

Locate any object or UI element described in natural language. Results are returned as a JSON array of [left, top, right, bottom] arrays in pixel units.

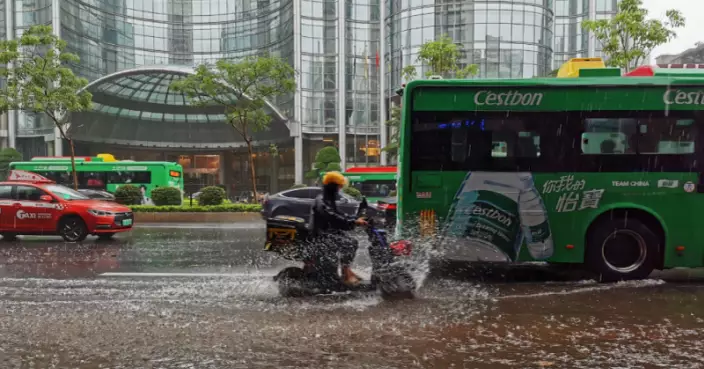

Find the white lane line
[[133, 223, 264, 229], [100, 272, 272, 278]]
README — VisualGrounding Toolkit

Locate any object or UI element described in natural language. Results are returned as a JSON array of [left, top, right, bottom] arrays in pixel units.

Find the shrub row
[[129, 204, 262, 213]]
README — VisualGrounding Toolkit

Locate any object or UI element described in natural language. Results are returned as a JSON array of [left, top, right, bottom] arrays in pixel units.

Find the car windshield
[[45, 184, 90, 200]]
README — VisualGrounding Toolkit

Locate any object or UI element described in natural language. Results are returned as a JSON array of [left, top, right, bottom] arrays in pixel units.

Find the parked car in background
[[261, 187, 362, 222], [77, 189, 116, 202]]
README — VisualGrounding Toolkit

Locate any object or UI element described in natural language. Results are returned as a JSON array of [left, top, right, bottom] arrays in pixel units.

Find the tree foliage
[[582, 0, 684, 72], [384, 35, 478, 157], [171, 55, 296, 200], [305, 146, 341, 180], [403, 34, 479, 79], [342, 186, 362, 200], [150, 187, 183, 206], [114, 185, 142, 205], [0, 25, 92, 189], [198, 186, 226, 206], [382, 105, 401, 160], [0, 148, 22, 180]]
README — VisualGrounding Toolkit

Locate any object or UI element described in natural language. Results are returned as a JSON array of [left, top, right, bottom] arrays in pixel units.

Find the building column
[[52, 0, 63, 156], [5, 0, 14, 150], [379, 0, 387, 166], [293, 0, 304, 184], [337, 1, 347, 168]]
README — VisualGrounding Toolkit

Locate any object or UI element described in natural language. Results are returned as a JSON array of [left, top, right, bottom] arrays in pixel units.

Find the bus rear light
[[676, 246, 685, 252], [419, 209, 436, 237], [566, 244, 575, 249]]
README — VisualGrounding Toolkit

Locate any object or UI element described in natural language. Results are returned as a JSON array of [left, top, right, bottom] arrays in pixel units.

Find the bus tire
[[586, 217, 658, 282], [58, 216, 89, 243]]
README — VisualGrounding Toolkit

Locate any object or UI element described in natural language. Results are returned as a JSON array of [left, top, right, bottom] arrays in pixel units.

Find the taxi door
[[13, 185, 61, 233], [0, 184, 14, 231]]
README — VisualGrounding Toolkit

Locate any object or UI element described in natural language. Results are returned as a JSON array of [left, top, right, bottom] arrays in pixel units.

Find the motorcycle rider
[[311, 171, 367, 287]]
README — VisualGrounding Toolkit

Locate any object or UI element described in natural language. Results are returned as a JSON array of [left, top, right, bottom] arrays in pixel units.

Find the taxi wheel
[[1, 233, 17, 241], [58, 216, 89, 242]]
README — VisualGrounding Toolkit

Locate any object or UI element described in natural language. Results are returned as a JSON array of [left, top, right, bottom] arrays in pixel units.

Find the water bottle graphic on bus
[[445, 172, 554, 261]]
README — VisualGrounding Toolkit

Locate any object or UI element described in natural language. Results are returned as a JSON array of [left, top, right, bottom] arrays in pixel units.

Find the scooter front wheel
[[378, 271, 416, 300], [274, 267, 310, 297]]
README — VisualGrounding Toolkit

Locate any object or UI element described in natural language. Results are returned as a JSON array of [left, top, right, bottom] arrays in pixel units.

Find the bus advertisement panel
[[397, 63, 704, 282], [9, 156, 183, 204]]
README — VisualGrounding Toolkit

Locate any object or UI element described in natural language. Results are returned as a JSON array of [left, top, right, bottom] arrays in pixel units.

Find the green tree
[[381, 105, 401, 160], [305, 146, 341, 180], [404, 34, 479, 79], [384, 35, 478, 157], [0, 148, 22, 180], [0, 25, 92, 190], [582, 0, 684, 72], [171, 55, 296, 201]]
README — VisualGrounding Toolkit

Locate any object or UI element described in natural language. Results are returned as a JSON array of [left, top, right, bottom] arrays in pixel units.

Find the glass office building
[[0, 0, 619, 190], [553, 0, 619, 69]]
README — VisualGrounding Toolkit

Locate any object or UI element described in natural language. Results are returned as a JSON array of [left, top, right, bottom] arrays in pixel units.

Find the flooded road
[[1, 223, 703, 368]]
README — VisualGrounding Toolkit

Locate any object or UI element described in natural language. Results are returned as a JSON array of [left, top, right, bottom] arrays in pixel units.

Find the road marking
[[100, 272, 272, 278], [133, 223, 264, 229]]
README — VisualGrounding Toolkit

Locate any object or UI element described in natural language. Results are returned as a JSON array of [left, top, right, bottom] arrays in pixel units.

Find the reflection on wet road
[[1, 223, 704, 368]]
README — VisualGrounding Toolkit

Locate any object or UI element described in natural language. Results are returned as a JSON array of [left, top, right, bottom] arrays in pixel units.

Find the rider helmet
[[322, 171, 347, 187]]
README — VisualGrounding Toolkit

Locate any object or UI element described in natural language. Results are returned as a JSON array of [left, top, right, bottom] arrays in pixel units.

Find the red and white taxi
[[0, 170, 134, 242]]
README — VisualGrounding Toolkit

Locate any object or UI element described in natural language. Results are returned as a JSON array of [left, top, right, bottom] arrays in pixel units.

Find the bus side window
[[108, 171, 152, 184]]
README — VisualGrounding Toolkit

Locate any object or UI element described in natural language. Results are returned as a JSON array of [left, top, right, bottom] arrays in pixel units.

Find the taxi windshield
[[44, 184, 89, 200]]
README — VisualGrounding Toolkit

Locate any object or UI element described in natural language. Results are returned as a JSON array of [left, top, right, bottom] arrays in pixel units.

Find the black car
[[261, 187, 362, 222], [77, 189, 116, 201]]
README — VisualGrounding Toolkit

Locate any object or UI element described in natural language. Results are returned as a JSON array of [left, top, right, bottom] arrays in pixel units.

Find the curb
[[133, 212, 263, 223]]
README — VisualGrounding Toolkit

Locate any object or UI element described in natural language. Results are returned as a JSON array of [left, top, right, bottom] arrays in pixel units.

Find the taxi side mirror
[[39, 195, 53, 202]]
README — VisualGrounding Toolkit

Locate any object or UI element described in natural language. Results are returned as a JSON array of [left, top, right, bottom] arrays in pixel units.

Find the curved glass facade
[[386, 0, 554, 90], [59, 0, 295, 119], [67, 68, 290, 148]]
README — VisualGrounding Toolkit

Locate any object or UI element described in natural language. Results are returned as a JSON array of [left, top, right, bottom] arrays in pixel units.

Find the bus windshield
[[351, 180, 396, 198]]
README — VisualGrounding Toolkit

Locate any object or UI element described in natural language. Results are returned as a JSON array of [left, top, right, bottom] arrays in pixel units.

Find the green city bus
[[9, 153, 184, 203], [344, 166, 397, 203], [397, 58, 704, 282]]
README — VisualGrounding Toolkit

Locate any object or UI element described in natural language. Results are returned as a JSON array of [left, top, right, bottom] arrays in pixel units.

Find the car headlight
[[88, 209, 115, 216]]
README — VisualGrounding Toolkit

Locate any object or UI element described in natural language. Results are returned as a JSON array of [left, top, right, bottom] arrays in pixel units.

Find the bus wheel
[[58, 216, 89, 243], [586, 217, 658, 282]]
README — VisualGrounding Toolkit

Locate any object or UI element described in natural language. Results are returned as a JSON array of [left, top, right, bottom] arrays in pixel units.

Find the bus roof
[[345, 166, 397, 173], [404, 57, 704, 94], [12, 160, 181, 167]]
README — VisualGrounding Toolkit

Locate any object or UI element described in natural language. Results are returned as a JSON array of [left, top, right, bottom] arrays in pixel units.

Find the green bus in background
[[344, 166, 397, 203], [9, 153, 183, 204], [397, 58, 704, 282]]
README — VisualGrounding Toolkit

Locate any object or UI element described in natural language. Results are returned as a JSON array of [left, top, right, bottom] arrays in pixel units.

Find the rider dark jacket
[[311, 183, 356, 236]]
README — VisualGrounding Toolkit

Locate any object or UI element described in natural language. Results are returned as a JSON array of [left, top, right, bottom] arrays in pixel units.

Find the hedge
[[129, 204, 261, 213], [151, 187, 183, 206], [198, 186, 226, 206]]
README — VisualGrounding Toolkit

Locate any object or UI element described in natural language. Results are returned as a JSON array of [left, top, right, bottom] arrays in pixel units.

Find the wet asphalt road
[[1, 223, 704, 368]]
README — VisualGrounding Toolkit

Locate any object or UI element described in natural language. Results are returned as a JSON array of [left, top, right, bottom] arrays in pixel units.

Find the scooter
[[264, 198, 416, 299]]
